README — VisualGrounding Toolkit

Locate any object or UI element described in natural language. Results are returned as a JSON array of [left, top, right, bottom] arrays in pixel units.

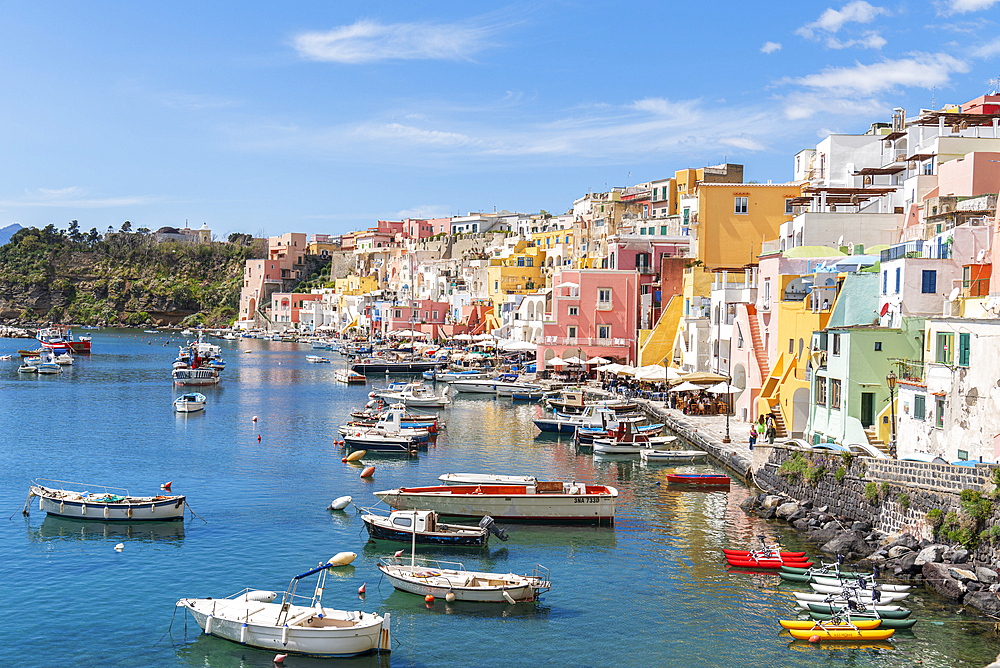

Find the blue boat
[[362, 509, 508, 547], [512, 391, 545, 402]]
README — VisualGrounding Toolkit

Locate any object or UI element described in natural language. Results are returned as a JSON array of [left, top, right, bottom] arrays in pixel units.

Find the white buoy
[[502, 591, 516, 604], [327, 551, 357, 567], [445, 592, 456, 603], [205, 615, 214, 635], [114, 542, 124, 552], [240, 622, 248, 644], [329, 496, 352, 511]]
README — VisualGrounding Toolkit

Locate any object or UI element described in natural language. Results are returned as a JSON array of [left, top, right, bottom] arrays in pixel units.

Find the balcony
[[637, 266, 658, 275], [543, 336, 629, 347], [760, 239, 782, 256], [597, 300, 613, 311], [895, 359, 925, 384]]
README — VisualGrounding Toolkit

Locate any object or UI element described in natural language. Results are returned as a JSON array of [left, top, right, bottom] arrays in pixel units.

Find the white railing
[[760, 239, 781, 255], [543, 336, 629, 347], [597, 300, 613, 311]]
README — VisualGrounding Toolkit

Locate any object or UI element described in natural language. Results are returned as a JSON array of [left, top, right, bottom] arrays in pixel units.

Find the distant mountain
[[0, 224, 23, 246]]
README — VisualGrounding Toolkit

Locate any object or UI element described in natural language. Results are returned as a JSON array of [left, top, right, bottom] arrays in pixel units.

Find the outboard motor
[[479, 515, 509, 542]]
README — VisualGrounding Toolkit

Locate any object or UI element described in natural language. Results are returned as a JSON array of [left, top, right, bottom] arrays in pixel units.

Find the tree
[[228, 232, 253, 246], [68, 219, 83, 243], [87, 228, 100, 245], [120, 220, 132, 233]]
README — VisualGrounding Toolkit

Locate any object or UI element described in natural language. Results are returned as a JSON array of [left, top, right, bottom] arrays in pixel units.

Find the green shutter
[[959, 332, 970, 367]]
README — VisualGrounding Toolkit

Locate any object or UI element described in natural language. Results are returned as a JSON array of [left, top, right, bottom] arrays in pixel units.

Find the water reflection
[[28, 514, 186, 544], [380, 589, 552, 619], [174, 635, 392, 668]]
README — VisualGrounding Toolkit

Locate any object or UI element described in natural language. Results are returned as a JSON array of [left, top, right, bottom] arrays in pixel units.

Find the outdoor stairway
[[744, 305, 769, 377], [864, 428, 891, 456], [769, 406, 788, 439]]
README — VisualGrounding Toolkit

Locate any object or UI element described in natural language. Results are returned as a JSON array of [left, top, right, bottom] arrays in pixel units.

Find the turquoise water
[[2, 330, 997, 668]]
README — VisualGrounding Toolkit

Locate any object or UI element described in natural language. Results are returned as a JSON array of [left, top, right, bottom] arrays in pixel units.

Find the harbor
[[4, 330, 1000, 668]]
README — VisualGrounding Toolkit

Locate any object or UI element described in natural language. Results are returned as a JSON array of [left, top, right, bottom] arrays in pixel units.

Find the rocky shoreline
[[742, 492, 1000, 617]]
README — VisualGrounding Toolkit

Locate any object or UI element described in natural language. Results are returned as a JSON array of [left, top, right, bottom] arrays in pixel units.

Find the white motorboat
[[362, 509, 507, 547], [177, 559, 391, 658], [181, 328, 194, 336], [174, 392, 207, 413], [306, 355, 332, 363], [591, 418, 676, 455], [640, 448, 708, 463], [374, 382, 450, 408], [339, 405, 430, 442], [378, 555, 549, 603], [438, 473, 538, 486], [28, 479, 185, 521], [449, 378, 542, 395], [17, 363, 37, 374], [36, 361, 63, 375], [52, 351, 74, 365], [375, 481, 617, 524], [172, 367, 220, 386], [334, 368, 366, 384], [434, 369, 493, 382]]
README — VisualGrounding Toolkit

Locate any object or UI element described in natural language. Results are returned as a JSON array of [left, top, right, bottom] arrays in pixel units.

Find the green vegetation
[[778, 452, 826, 486], [880, 481, 891, 499], [897, 493, 910, 509], [927, 508, 944, 532], [865, 482, 879, 504], [834, 466, 847, 483], [0, 222, 265, 326], [934, 490, 996, 549], [841, 452, 854, 468]]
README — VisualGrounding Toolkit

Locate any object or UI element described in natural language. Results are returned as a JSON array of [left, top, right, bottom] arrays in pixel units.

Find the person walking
[[765, 413, 776, 444], [749, 420, 758, 451], [752, 414, 766, 451]]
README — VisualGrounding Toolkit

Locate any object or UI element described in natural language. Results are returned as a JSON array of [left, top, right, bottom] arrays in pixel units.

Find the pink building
[[355, 220, 404, 249], [380, 299, 450, 339], [539, 269, 639, 368], [268, 233, 308, 280], [271, 293, 323, 324], [935, 151, 1000, 198], [238, 259, 282, 324]]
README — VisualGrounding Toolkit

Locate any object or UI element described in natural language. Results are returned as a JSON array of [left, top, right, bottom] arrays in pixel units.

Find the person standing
[[765, 413, 776, 444]]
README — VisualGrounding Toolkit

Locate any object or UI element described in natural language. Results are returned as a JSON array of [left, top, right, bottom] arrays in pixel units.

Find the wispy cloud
[[790, 52, 969, 95], [0, 187, 161, 209], [761, 41, 782, 54], [796, 2, 890, 48], [825, 30, 887, 49], [939, 0, 1000, 14], [971, 36, 1000, 58], [292, 17, 506, 63]]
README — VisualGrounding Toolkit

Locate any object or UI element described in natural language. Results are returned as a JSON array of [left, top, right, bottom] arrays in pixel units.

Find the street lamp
[[886, 370, 897, 458]]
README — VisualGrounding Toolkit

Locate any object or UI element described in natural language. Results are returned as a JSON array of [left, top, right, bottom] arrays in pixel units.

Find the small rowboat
[[780, 619, 882, 630], [728, 559, 814, 570], [640, 449, 707, 463], [724, 549, 806, 559], [805, 603, 909, 617], [666, 474, 730, 487], [787, 627, 894, 641], [809, 613, 917, 629]]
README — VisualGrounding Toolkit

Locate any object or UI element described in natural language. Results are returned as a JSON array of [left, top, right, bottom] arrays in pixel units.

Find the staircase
[[769, 406, 788, 439], [864, 427, 891, 456], [744, 305, 769, 377]]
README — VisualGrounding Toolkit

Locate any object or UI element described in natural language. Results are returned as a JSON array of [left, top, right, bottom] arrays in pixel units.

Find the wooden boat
[[591, 418, 676, 454], [374, 481, 618, 524], [334, 368, 366, 384], [306, 355, 332, 363], [809, 612, 917, 629], [340, 404, 431, 443], [362, 509, 507, 547], [352, 359, 442, 374], [343, 431, 418, 453], [172, 367, 220, 386], [780, 619, 882, 630], [28, 479, 185, 522], [667, 474, 730, 487], [640, 449, 707, 463], [37, 325, 91, 354], [177, 559, 391, 657], [373, 382, 450, 408], [450, 378, 542, 395], [174, 392, 206, 413], [511, 391, 545, 402], [787, 627, 894, 641], [724, 548, 806, 559], [805, 603, 909, 617], [378, 555, 549, 603], [438, 473, 537, 486]]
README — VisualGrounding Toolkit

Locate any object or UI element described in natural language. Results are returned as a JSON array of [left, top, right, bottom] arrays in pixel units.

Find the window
[[737, 324, 744, 348], [936, 332, 954, 364], [789, 339, 794, 354], [914, 394, 926, 420], [936, 397, 945, 428], [640, 227, 646, 235], [660, 225, 668, 235], [517, 257, 525, 267], [959, 332, 970, 367], [433, 310, 439, 320], [598, 288, 612, 310], [734, 197, 748, 214], [394, 309, 402, 318], [894, 267, 901, 294], [958, 449, 969, 461], [921, 270, 937, 294], [568, 306, 579, 316], [683, 208, 690, 224], [494, 281, 499, 292], [882, 270, 888, 295], [815, 377, 828, 406], [785, 199, 794, 215], [763, 280, 771, 304], [568, 326, 577, 338], [831, 379, 841, 410], [598, 324, 611, 339], [424, 311, 429, 320], [832, 333, 841, 356]]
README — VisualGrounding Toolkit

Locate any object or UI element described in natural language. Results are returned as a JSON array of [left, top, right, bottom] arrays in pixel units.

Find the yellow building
[[696, 183, 802, 271], [531, 229, 573, 252], [487, 244, 545, 305], [334, 275, 379, 295]]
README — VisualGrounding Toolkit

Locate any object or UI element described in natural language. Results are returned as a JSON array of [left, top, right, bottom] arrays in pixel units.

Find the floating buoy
[[328, 551, 356, 566], [424, 594, 434, 604], [445, 592, 456, 603], [114, 542, 124, 552], [358, 583, 366, 596], [253, 416, 258, 422], [394, 550, 404, 558], [360, 466, 375, 478], [346, 450, 365, 462], [502, 591, 516, 604], [329, 496, 352, 511], [161, 481, 172, 491], [341, 457, 347, 463], [258, 435, 262, 442], [273, 652, 287, 663], [808, 634, 820, 644]]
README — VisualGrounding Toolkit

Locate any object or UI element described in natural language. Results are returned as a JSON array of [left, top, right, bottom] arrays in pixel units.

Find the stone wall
[[326, 251, 356, 280]]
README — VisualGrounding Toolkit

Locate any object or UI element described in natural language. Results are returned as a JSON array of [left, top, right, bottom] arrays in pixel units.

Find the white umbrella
[[596, 363, 621, 372], [665, 366, 683, 380], [670, 381, 702, 392], [452, 333, 472, 341], [548, 356, 567, 366], [586, 356, 610, 365], [635, 366, 667, 382], [707, 381, 741, 394], [473, 333, 494, 341], [615, 365, 636, 375], [563, 356, 586, 365], [501, 340, 537, 352]]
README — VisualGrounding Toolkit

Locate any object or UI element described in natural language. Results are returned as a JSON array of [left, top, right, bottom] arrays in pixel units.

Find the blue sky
[[1, 1, 999, 238]]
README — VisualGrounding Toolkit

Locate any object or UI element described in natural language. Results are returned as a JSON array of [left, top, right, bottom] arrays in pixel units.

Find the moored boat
[[438, 473, 538, 486], [174, 392, 207, 413], [37, 325, 92, 354], [362, 509, 508, 547], [666, 473, 730, 487], [28, 479, 185, 521], [786, 627, 894, 641], [377, 555, 549, 603], [172, 367, 220, 386], [335, 368, 366, 384], [640, 449, 707, 463]]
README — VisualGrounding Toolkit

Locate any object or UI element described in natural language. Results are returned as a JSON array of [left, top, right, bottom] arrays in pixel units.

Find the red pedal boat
[[723, 549, 807, 559], [666, 474, 730, 487], [727, 558, 814, 569]]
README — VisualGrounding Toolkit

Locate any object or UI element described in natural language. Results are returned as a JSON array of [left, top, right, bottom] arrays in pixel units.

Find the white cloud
[[791, 52, 969, 95], [797, 2, 889, 40], [825, 30, 887, 49], [971, 36, 1000, 58], [761, 41, 782, 54], [941, 0, 1000, 14], [0, 187, 160, 208], [783, 91, 886, 120], [293, 18, 500, 63]]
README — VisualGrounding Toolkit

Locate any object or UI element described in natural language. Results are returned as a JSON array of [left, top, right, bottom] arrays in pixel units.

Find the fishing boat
[[352, 358, 443, 374], [374, 481, 618, 524], [533, 405, 623, 434], [437, 473, 538, 486], [373, 382, 450, 408], [28, 479, 185, 521], [335, 369, 366, 384], [786, 627, 894, 641], [174, 392, 207, 413], [176, 559, 391, 658], [666, 473, 730, 487], [511, 390, 545, 402], [362, 509, 508, 547], [433, 369, 493, 382], [37, 325, 92, 354], [546, 390, 637, 415], [172, 367, 220, 386], [340, 405, 431, 443], [591, 418, 676, 454], [640, 449, 707, 463], [378, 554, 550, 603]]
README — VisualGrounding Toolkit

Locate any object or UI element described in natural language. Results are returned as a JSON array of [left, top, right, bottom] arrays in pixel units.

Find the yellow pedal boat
[[788, 627, 894, 641], [780, 619, 881, 631]]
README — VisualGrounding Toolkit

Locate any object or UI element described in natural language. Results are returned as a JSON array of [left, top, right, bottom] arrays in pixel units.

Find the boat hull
[[787, 628, 894, 641], [32, 488, 185, 522], [352, 362, 442, 373], [376, 564, 544, 602], [363, 518, 488, 547], [666, 474, 731, 486]]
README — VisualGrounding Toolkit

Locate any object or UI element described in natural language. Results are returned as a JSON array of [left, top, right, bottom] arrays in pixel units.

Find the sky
[[1, 1, 1000, 239]]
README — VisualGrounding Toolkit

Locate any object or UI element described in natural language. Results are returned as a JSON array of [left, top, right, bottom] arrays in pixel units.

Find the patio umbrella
[[548, 356, 567, 366], [452, 334, 472, 341], [707, 381, 741, 394], [502, 340, 537, 351], [615, 365, 636, 375], [596, 363, 621, 372], [586, 356, 610, 365], [563, 356, 586, 365], [635, 366, 667, 382], [669, 381, 702, 392]]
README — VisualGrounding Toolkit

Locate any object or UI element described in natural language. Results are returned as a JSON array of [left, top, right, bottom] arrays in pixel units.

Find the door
[[861, 392, 875, 428]]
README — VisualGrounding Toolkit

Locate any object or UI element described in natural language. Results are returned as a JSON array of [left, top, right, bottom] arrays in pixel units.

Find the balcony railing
[[597, 300, 613, 311], [894, 359, 925, 384], [543, 336, 629, 347], [637, 266, 657, 275], [760, 239, 782, 256]]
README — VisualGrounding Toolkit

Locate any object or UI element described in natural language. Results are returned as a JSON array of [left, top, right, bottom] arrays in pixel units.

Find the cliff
[[0, 225, 265, 326]]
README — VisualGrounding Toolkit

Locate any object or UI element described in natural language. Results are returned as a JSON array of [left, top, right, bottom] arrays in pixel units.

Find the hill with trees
[[0, 221, 266, 326]]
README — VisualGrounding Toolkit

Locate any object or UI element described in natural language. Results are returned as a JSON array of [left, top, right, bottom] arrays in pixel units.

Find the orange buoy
[[161, 481, 172, 491], [808, 635, 820, 643], [342, 457, 348, 463], [257, 435, 261, 442], [358, 583, 366, 596], [273, 654, 287, 664], [253, 416, 258, 422], [360, 466, 375, 478], [424, 595, 434, 604]]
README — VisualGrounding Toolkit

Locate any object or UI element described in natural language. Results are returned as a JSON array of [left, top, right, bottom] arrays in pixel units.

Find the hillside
[[0, 224, 266, 326]]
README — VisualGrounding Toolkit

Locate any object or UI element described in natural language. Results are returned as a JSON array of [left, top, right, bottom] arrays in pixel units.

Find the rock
[[776, 502, 800, 519], [976, 567, 999, 585], [897, 551, 920, 574], [800, 500, 813, 510], [821, 531, 871, 558], [822, 520, 841, 530], [868, 553, 887, 565], [967, 581, 984, 592], [965, 591, 1000, 616], [887, 534, 920, 551], [759, 507, 777, 520], [888, 545, 915, 559], [923, 562, 968, 600], [943, 548, 956, 563], [950, 567, 978, 584], [852, 522, 871, 533], [792, 519, 811, 532], [817, 505, 829, 513], [739, 497, 756, 514], [809, 526, 840, 544], [952, 549, 970, 564], [787, 508, 808, 523], [762, 496, 784, 510], [915, 544, 947, 567]]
